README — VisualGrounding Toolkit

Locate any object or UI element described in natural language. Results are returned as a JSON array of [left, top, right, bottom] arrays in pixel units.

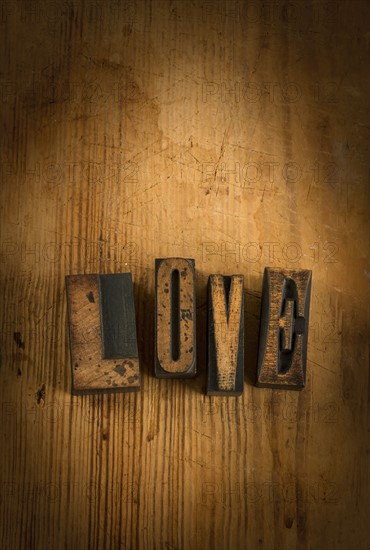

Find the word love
[[65, 259, 312, 396]]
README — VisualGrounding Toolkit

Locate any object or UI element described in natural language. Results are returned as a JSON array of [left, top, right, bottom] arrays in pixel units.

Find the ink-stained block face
[[66, 273, 140, 394], [207, 274, 244, 396], [256, 268, 312, 390], [155, 258, 196, 378]]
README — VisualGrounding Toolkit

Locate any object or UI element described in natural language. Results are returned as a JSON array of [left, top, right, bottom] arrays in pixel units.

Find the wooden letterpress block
[[256, 268, 312, 390], [207, 275, 244, 396], [155, 258, 196, 378], [66, 273, 140, 394]]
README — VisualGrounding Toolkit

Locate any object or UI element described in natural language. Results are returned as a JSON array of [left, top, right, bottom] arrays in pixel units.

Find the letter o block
[[155, 258, 196, 378]]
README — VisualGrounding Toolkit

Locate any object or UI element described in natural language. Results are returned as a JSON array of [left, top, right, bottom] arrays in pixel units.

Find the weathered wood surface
[[257, 268, 312, 390], [66, 273, 140, 394], [0, 1, 369, 549], [207, 275, 244, 396], [155, 257, 196, 377]]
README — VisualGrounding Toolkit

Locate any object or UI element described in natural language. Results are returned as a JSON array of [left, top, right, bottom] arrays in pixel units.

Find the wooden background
[[0, 1, 369, 548]]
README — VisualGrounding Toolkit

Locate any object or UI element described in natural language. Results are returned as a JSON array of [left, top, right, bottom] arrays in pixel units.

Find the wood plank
[[66, 273, 140, 394], [0, 0, 369, 548], [256, 268, 312, 390], [207, 274, 244, 396], [155, 258, 196, 377]]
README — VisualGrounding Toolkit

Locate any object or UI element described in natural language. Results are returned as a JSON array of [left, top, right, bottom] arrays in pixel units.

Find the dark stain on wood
[[35, 383, 46, 405], [13, 332, 25, 350]]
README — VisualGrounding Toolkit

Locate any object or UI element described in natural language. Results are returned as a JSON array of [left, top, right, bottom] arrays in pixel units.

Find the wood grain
[[0, 0, 369, 549]]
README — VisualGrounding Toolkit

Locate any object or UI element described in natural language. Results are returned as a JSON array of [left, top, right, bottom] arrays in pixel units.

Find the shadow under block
[[66, 273, 140, 394], [155, 258, 196, 378], [256, 268, 312, 390], [207, 275, 244, 396]]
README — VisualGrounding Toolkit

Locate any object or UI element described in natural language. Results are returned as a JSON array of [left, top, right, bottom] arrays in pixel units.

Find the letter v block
[[257, 268, 312, 390], [207, 275, 244, 396], [66, 273, 140, 394], [155, 258, 196, 378]]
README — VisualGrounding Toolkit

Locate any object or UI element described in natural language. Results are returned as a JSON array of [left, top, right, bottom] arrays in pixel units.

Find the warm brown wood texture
[[257, 268, 312, 390], [207, 275, 244, 396], [66, 274, 140, 394], [0, 1, 369, 549], [155, 257, 196, 377]]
